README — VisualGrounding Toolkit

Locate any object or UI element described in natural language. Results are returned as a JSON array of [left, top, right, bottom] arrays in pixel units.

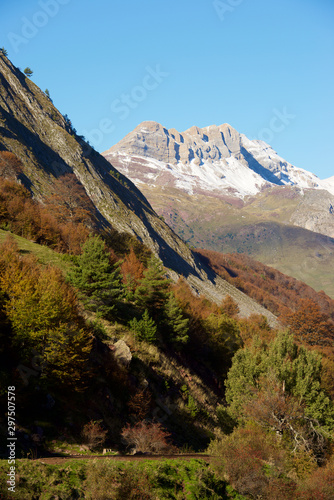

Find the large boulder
[[112, 340, 132, 368]]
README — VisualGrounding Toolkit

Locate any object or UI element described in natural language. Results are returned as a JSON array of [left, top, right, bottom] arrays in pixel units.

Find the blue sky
[[1, 0, 333, 179]]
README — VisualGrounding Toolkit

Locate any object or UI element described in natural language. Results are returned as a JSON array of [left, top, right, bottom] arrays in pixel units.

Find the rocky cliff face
[[0, 54, 278, 324]]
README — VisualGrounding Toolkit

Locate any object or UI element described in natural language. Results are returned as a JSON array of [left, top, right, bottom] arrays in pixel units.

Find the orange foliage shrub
[[0, 151, 23, 178], [282, 299, 334, 346], [210, 423, 296, 499], [172, 277, 218, 321], [43, 173, 96, 225], [121, 421, 173, 454], [81, 420, 108, 450]]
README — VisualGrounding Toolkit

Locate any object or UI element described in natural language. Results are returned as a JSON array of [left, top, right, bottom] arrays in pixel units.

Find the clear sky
[[1, 0, 333, 179]]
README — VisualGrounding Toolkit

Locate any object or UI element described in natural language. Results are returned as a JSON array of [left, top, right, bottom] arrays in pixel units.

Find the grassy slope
[[0, 230, 71, 273], [139, 186, 334, 297]]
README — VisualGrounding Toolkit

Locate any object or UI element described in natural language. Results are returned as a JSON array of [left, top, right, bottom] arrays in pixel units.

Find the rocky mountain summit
[[103, 121, 333, 199], [103, 121, 334, 297]]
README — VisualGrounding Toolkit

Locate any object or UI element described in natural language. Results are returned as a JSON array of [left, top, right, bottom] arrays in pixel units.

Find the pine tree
[[224, 331, 334, 430], [129, 309, 157, 344], [164, 292, 189, 348], [23, 67, 33, 77], [67, 235, 123, 319], [134, 255, 170, 316]]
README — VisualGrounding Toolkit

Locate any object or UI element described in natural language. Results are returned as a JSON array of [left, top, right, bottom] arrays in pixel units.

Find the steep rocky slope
[[0, 53, 277, 323]]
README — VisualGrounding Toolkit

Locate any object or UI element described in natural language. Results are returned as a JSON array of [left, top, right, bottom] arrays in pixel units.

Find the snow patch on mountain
[[320, 176, 334, 196]]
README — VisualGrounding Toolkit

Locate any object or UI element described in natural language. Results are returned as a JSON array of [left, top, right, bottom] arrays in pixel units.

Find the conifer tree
[[134, 255, 170, 316], [23, 67, 33, 77], [67, 235, 123, 319], [163, 292, 189, 347], [129, 309, 157, 344], [225, 331, 334, 430]]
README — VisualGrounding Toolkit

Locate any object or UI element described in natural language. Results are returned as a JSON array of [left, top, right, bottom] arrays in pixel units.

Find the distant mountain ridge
[[103, 120, 334, 199]]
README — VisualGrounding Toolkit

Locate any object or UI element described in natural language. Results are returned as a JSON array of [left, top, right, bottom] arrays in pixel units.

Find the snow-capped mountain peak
[[102, 121, 333, 198]]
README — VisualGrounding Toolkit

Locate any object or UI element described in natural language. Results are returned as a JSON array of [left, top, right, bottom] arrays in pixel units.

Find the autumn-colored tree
[[81, 420, 108, 450], [172, 277, 216, 321], [121, 246, 145, 298], [0, 248, 79, 351], [37, 210, 63, 249], [43, 324, 92, 391], [127, 389, 152, 422], [43, 173, 95, 225], [59, 221, 90, 255], [238, 314, 274, 346], [121, 421, 173, 454], [0, 179, 39, 238], [220, 294, 240, 318], [283, 299, 334, 346], [209, 422, 296, 499], [0, 151, 23, 178]]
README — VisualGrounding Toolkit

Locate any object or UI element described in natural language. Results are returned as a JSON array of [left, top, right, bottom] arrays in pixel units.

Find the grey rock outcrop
[[112, 340, 132, 368]]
